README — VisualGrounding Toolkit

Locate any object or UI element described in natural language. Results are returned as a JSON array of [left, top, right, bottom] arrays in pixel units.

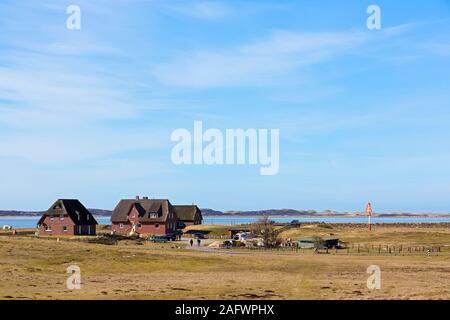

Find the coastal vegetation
[[0, 223, 449, 300]]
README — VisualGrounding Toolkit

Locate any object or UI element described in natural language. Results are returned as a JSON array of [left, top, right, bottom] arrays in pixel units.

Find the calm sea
[[1, 215, 450, 228]]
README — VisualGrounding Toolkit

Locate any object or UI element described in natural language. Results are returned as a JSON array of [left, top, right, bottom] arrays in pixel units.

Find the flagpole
[[366, 202, 372, 232]]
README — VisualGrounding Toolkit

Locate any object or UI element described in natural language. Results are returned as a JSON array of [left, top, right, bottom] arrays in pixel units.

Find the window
[[137, 223, 142, 228], [88, 225, 91, 234], [44, 224, 51, 232], [119, 223, 124, 229], [87, 215, 90, 221], [75, 211, 80, 221], [60, 214, 64, 221], [131, 213, 135, 218], [155, 223, 160, 229], [50, 216, 54, 221], [63, 226, 67, 232]]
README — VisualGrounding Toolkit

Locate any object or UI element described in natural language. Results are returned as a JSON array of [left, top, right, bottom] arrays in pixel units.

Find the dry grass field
[[0, 224, 449, 300]]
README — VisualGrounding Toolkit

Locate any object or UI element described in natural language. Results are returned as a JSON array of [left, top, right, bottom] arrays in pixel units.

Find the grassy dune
[[0, 224, 449, 300]]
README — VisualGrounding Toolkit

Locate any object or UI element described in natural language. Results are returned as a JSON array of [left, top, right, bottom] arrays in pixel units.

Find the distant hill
[[0, 208, 448, 218], [202, 208, 318, 216]]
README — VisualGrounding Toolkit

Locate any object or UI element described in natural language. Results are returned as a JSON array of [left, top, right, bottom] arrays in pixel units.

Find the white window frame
[[45, 224, 52, 232], [63, 226, 68, 232], [155, 223, 160, 229], [119, 223, 124, 229]]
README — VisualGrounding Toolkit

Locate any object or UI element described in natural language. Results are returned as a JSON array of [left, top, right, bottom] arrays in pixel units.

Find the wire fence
[[220, 244, 444, 255]]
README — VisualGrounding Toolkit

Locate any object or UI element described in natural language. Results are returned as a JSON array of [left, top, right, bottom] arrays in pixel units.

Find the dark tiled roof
[[173, 205, 202, 222], [38, 199, 97, 225], [111, 199, 173, 223]]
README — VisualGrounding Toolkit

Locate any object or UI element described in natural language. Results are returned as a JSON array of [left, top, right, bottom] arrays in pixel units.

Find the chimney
[[136, 195, 140, 200]]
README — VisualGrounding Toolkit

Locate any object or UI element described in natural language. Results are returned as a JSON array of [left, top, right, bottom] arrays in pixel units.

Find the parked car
[[149, 235, 169, 243], [194, 233, 205, 239], [165, 233, 177, 241]]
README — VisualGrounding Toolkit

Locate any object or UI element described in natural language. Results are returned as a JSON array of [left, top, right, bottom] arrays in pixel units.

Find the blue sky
[[0, 1, 450, 212]]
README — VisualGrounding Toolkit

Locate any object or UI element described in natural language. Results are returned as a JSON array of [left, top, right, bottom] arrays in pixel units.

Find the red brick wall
[[37, 216, 96, 236], [112, 221, 168, 235], [111, 205, 178, 236]]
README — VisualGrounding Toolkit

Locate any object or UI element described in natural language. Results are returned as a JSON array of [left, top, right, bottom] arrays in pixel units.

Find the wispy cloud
[[151, 26, 411, 88]]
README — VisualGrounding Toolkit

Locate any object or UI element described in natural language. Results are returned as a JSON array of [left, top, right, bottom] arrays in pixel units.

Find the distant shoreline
[[1, 212, 450, 219]]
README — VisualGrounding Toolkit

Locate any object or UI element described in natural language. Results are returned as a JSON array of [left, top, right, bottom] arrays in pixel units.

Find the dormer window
[[50, 216, 54, 221], [60, 214, 64, 220], [75, 210, 80, 220]]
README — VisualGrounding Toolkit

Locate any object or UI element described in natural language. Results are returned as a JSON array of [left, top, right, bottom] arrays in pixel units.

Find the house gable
[[38, 199, 97, 226]]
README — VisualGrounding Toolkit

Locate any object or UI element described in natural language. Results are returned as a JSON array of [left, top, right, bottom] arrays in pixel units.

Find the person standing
[[190, 239, 194, 246], [197, 238, 201, 247]]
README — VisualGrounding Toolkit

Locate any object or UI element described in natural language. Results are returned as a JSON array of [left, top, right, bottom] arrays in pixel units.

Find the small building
[[37, 199, 97, 236], [111, 197, 178, 236], [173, 205, 203, 227], [229, 229, 251, 239], [297, 237, 341, 249]]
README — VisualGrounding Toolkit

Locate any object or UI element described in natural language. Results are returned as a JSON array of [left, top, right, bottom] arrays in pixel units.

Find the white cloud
[[151, 30, 371, 88]]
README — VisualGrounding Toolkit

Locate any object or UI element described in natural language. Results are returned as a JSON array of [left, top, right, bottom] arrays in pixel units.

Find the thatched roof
[[111, 199, 173, 223], [173, 205, 202, 222], [38, 199, 97, 225]]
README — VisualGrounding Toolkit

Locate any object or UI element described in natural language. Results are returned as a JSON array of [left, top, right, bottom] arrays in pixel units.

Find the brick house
[[37, 199, 97, 236], [173, 205, 203, 227], [110, 197, 178, 236]]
